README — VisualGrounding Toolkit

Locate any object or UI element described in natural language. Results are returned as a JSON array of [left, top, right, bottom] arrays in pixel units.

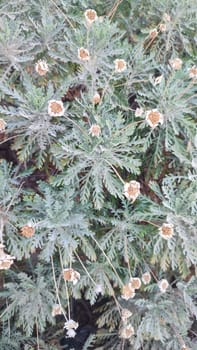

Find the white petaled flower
[[0, 244, 15, 270], [84, 9, 98, 26], [64, 319, 79, 330], [129, 277, 141, 289], [158, 279, 169, 293], [92, 92, 101, 105], [135, 108, 143, 117], [119, 324, 134, 339], [48, 100, 65, 117], [121, 308, 132, 322], [89, 124, 101, 137], [163, 13, 171, 22], [63, 268, 80, 285], [123, 180, 140, 202], [35, 60, 49, 76], [154, 75, 163, 85], [159, 23, 167, 32], [189, 65, 197, 79], [142, 272, 151, 285], [0, 118, 7, 132], [121, 283, 135, 300], [95, 284, 104, 294], [66, 329, 76, 338], [149, 28, 158, 39], [145, 109, 164, 129], [159, 223, 174, 240], [51, 304, 62, 317], [181, 345, 190, 350], [114, 59, 127, 73], [78, 47, 90, 61], [169, 58, 183, 70]]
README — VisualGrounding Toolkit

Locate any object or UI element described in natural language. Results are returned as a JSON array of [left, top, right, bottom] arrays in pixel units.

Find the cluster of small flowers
[[119, 308, 134, 339], [121, 277, 141, 300], [135, 107, 164, 129], [63, 268, 80, 285], [64, 319, 79, 338], [0, 244, 15, 270]]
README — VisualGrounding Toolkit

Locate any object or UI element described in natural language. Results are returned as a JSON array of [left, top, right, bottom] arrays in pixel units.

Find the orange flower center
[[147, 111, 161, 125], [86, 10, 96, 21], [161, 226, 173, 236], [50, 102, 63, 114], [79, 49, 89, 60], [127, 184, 138, 196], [117, 60, 125, 70], [20, 225, 35, 237], [190, 67, 197, 76], [130, 279, 141, 289]]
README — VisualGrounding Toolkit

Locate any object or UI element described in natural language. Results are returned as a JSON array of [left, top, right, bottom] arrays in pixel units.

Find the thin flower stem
[[143, 220, 160, 228], [74, 251, 97, 286], [49, 0, 75, 30], [104, 159, 125, 185], [124, 235, 132, 279], [108, 0, 123, 20], [58, 247, 71, 319], [51, 255, 68, 321], [113, 120, 142, 136], [36, 317, 40, 350], [65, 114, 89, 138], [100, 72, 114, 104], [91, 235, 124, 287]]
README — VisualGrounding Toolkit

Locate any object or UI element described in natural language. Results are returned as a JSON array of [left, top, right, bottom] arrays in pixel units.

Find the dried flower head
[[142, 272, 151, 285], [135, 108, 143, 117], [149, 29, 158, 39], [0, 119, 7, 132], [121, 283, 135, 300], [89, 124, 101, 137], [48, 100, 65, 117], [0, 244, 15, 270], [84, 9, 98, 25], [145, 109, 164, 128], [163, 13, 171, 22], [123, 180, 140, 202], [154, 75, 163, 85], [63, 268, 80, 285], [35, 60, 49, 76], [159, 223, 174, 240], [114, 59, 127, 73], [121, 308, 132, 322], [169, 58, 183, 70], [67, 329, 77, 338], [64, 319, 79, 330], [158, 279, 169, 293], [92, 92, 101, 105], [189, 66, 197, 79], [64, 319, 78, 338], [119, 324, 134, 339], [51, 304, 62, 317], [20, 224, 35, 238], [78, 47, 90, 61], [159, 23, 167, 32], [129, 277, 141, 289], [181, 345, 190, 350]]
